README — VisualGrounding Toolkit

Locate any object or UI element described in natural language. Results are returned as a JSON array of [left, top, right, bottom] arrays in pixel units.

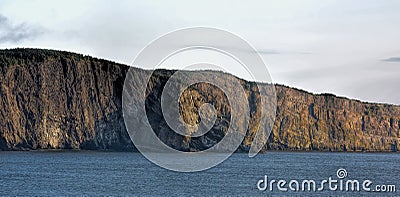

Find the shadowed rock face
[[0, 49, 399, 152]]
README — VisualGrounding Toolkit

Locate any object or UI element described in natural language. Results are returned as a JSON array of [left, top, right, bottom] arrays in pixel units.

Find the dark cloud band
[[382, 57, 400, 62], [0, 14, 45, 44]]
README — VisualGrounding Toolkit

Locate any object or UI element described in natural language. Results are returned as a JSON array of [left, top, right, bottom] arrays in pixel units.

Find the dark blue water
[[0, 151, 399, 196]]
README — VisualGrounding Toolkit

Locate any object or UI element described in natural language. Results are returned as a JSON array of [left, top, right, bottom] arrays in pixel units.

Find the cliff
[[0, 48, 399, 152]]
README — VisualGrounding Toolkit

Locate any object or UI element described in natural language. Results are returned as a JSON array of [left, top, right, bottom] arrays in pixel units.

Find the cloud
[[256, 49, 281, 55], [229, 47, 312, 55], [256, 49, 312, 55], [180, 43, 312, 56], [0, 14, 45, 44], [382, 57, 400, 62]]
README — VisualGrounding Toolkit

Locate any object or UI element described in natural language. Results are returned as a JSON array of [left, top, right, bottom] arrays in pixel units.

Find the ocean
[[0, 151, 399, 196]]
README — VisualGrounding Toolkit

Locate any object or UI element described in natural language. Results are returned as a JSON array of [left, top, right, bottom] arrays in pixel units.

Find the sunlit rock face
[[0, 49, 399, 152]]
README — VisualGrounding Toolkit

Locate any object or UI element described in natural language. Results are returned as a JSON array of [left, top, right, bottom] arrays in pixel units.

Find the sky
[[0, 0, 400, 104]]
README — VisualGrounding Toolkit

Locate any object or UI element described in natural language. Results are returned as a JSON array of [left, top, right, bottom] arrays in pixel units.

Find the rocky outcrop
[[0, 49, 131, 150], [269, 87, 400, 151], [0, 49, 399, 152]]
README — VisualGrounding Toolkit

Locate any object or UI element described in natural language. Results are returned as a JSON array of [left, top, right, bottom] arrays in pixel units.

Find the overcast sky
[[1, 0, 400, 104]]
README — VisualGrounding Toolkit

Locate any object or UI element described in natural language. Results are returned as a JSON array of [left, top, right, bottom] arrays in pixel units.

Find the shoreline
[[0, 149, 398, 154]]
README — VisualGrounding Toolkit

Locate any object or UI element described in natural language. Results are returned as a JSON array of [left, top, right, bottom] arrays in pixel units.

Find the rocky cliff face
[[0, 49, 399, 152], [270, 87, 400, 151], [0, 49, 131, 150]]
